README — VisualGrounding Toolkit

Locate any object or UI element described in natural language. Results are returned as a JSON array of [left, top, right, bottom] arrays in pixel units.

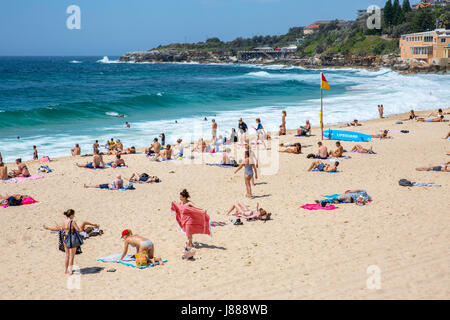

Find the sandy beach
[[0, 108, 449, 300]]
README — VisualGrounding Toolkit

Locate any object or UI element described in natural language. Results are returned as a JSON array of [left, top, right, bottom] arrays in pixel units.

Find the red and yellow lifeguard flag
[[320, 73, 330, 90]]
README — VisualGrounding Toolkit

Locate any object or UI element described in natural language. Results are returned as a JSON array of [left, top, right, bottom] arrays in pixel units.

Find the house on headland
[[399, 29, 449, 66]]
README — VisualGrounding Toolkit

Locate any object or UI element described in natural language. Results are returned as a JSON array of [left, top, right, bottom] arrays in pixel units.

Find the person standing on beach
[[160, 133, 165, 147], [93, 140, 99, 154], [211, 119, 218, 142], [33, 146, 38, 160], [281, 110, 287, 134], [378, 105, 384, 118], [43, 209, 83, 275], [177, 189, 207, 249], [238, 118, 248, 143], [234, 151, 258, 198]]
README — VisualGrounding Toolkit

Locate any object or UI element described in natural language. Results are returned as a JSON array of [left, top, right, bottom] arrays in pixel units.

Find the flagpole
[[320, 87, 323, 141]]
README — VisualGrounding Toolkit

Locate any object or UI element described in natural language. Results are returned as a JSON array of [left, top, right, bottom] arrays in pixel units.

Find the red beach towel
[[171, 202, 211, 237]]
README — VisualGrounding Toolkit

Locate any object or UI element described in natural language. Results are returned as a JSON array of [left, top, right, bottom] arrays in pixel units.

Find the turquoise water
[[0, 56, 448, 162]]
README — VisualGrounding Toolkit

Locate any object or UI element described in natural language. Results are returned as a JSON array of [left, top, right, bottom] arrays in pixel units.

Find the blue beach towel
[[97, 254, 167, 269]]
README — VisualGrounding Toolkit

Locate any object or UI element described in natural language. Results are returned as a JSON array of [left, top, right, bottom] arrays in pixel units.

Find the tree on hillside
[[393, 0, 405, 25], [402, 0, 411, 14], [412, 7, 435, 32], [383, 0, 394, 26]]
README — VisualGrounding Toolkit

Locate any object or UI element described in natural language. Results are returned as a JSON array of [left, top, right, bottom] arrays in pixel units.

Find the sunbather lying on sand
[[351, 144, 375, 154], [416, 115, 444, 122], [371, 130, 391, 139], [0, 194, 30, 206], [225, 202, 271, 222], [340, 119, 362, 127], [119, 229, 164, 266], [416, 162, 450, 172], [122, 146, 136, 154], [84, 174, 124, 189], [402, 110, 417, 121], [328, 141, 344, 157], [307, 160, 339, 172], [44, 221, 103, 238], [127, 172, 160, 183], [76, 150, 105, 168], [316, 190, 372, 204], [279, 143, 301, 154]]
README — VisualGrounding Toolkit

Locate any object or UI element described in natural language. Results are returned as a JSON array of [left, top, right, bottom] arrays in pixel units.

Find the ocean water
[[0, 56, 448, 162]]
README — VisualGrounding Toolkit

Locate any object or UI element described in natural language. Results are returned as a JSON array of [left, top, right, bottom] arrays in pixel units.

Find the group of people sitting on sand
[[0, 158, 31, 180]]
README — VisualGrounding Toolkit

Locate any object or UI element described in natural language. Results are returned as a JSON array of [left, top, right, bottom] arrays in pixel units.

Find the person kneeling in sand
[[416, 162, 450, 172], [308, 160, 339, 172], [226, 202, 271, 222], [119, 229, 163, 266], [351, 144, 375, 154], [76, 149, 105, 169], [84, 174, 124, 190], [328, 141, 344, 157], [279, 143, 301, 154]]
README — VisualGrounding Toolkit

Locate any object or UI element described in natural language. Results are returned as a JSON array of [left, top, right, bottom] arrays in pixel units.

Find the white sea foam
[[69, 60, 82, 64], [97, 56, 120, 64]]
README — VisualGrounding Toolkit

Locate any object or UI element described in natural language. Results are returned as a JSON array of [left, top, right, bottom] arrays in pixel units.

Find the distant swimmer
[[117, 114, 125, 118], [204, 117, 207, 121], [33, 145, 38, 160], [175, 120, 178, 124], [17, 136, 20, 140], [125, 122, 130, 128]]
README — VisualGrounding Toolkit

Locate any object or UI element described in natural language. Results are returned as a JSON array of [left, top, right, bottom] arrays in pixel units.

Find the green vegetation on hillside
[[155, 2, 449, 58]]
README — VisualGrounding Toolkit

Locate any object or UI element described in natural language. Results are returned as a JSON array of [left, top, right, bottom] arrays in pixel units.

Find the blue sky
[[0, 0, 388, 56]]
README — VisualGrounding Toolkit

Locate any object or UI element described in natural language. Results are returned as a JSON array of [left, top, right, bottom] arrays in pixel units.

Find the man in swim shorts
[[308, 160, 339, 172], [315, 141, 328, 159]]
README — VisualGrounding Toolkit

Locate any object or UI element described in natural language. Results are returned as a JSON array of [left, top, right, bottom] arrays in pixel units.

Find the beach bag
[[399, 179, 413, 187], [135, 252, 148, 267], [64, 220, 84, 248], [307, 153, 315, 159], [58, 230, 82, 254], [39, 156, 50, 163]]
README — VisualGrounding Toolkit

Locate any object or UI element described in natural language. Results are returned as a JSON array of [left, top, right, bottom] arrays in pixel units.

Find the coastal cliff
[[119, 50, 448, 74]]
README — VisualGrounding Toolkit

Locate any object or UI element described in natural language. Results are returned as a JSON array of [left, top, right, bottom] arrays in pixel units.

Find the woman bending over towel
[[119, 229, 163, 266]]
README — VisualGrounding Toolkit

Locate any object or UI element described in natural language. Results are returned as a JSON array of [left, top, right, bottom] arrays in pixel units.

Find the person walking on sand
[[234, 151, 258, 198], [118, 229, 163, 266], [211, 119, 218, 142], [93, 140, 99, 154]]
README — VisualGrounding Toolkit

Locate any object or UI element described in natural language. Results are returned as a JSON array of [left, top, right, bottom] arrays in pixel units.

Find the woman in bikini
[[83, 174, 124, 190], [351, 144, 375, 154], [12, 158, 30, 177], [279, 143, 301, 154], [127, 172, 160, 183], [226, 202, 270, 221], [119, 229, 163, 266], [42, 209, 82, 275], [416, 162, 450, 172], [234, 151, 258, 198]]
